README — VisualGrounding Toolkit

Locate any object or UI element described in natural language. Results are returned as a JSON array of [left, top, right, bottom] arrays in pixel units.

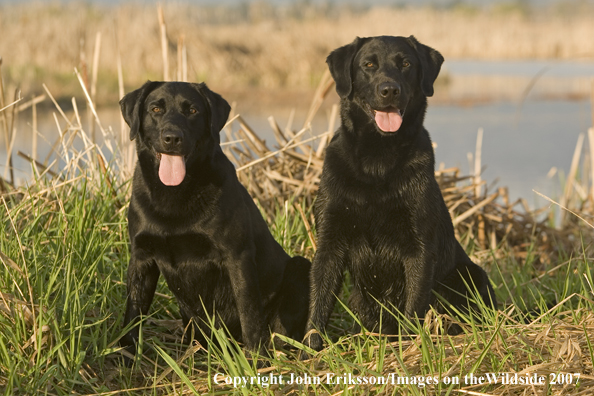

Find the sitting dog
[[119, 81, 310, 356], [304, 36, 497, 352]]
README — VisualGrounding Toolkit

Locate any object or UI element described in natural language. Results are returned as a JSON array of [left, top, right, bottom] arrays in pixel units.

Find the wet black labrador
[[119, 81, 310, 357], [304, 36, 496, 352]]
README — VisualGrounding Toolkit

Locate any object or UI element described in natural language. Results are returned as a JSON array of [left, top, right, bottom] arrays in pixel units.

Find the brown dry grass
[[217, 71, 594, 270], [2, 2, 594, 102]]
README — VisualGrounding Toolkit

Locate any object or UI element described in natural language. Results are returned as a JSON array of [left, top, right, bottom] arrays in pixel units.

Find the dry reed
[[2, 2, 594, 101], [1, 21, 592, 268], [0, 3, 591, 270], [215, 73, 592, 266]]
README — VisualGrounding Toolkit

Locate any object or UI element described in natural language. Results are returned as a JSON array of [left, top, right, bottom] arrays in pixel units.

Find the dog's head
[[327, 35, 443, 134], [120, 81, 230, 186]]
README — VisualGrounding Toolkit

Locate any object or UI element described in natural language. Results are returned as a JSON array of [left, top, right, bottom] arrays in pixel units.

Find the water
[[445, 59, 594, 78], [426, 99, 592, 206], [4, 59, 594, 208], [2, 108, 124, 185], [430, 59, 593, 206], [235, 97, 592, 206]]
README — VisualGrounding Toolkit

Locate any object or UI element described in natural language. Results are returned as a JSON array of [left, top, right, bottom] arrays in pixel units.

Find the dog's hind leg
[[433, 244, 497, 317]]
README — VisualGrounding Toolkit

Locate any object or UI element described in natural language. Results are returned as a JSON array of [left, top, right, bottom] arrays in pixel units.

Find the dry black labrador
[[304, 36, 496, 352], [119, 81, 310, 357]]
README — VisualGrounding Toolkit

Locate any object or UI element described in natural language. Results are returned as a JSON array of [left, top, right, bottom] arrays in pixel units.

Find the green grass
[[0, 73, 592, 394], [0, 162, 592, 395]]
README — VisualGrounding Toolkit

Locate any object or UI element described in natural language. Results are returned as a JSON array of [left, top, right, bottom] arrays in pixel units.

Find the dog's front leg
[[403, 254, 435, 320], [121, 255, 160, 356], [303, 246, 346, 354], [227, 252, 268, 353]]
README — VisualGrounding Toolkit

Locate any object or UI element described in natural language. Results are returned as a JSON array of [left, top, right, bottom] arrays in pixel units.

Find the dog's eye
[[151, 107, 162, 113], [189, 108, 197, 115], [402, 60, 410, 68], [365, 62, 374, 68]]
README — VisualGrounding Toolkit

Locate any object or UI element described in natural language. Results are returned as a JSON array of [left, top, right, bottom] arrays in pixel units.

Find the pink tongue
[[375, 110, 402, 132], [158, 154, 186, 186]]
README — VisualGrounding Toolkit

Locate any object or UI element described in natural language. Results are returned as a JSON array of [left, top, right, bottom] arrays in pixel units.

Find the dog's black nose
[[378, 82, 400, 99], [162, 129, 183, 150]]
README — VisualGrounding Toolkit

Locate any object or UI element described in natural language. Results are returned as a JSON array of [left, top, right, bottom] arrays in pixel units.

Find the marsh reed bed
[[1, 3, 594, 395], [2, 1, 594, 101]]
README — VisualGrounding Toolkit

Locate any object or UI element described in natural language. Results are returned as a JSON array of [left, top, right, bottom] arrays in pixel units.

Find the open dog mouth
[[156, 152, 186, 186], [368, 104, 404, 133]]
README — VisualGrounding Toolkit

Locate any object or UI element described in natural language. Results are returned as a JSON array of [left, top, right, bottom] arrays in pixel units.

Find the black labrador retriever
[[119, 81, 310, 356], [304, 36, 496, 352]]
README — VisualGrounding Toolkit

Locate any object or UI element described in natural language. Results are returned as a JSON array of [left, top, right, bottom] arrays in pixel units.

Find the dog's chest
[[135, 231, 220, 267], [327, 198, 420, 280], [329, 197, 417, 244], [135, 231, 233, 306]]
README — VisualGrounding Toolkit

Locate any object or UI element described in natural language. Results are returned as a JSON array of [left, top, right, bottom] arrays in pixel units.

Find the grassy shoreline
[[0, 160, 593, 395], [0, 73, 593, 394]]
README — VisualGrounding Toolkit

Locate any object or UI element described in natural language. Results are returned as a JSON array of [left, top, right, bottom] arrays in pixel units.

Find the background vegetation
[[0, 0, 593, 395], [2, 0, 594, 103]]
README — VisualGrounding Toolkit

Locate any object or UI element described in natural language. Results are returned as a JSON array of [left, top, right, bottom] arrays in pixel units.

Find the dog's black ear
[[192, 83, 231, 140], [119, 80, 162, 141], [406, 36, 444, 97], [326, 37, 368, 98]]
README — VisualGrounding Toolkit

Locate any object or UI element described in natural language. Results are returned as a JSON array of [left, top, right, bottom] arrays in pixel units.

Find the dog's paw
[[298, 349, 314, 361], [118, 351, 135, 368], [118, 333, 140, 367], [299, 332, 323, 360], [116, 342, 137, 367], [243, 346, 272, 368]]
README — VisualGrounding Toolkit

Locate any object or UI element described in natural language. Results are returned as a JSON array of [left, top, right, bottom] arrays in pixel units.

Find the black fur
[[119, 81, 310, 357], [304, 36, 496, 352]]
